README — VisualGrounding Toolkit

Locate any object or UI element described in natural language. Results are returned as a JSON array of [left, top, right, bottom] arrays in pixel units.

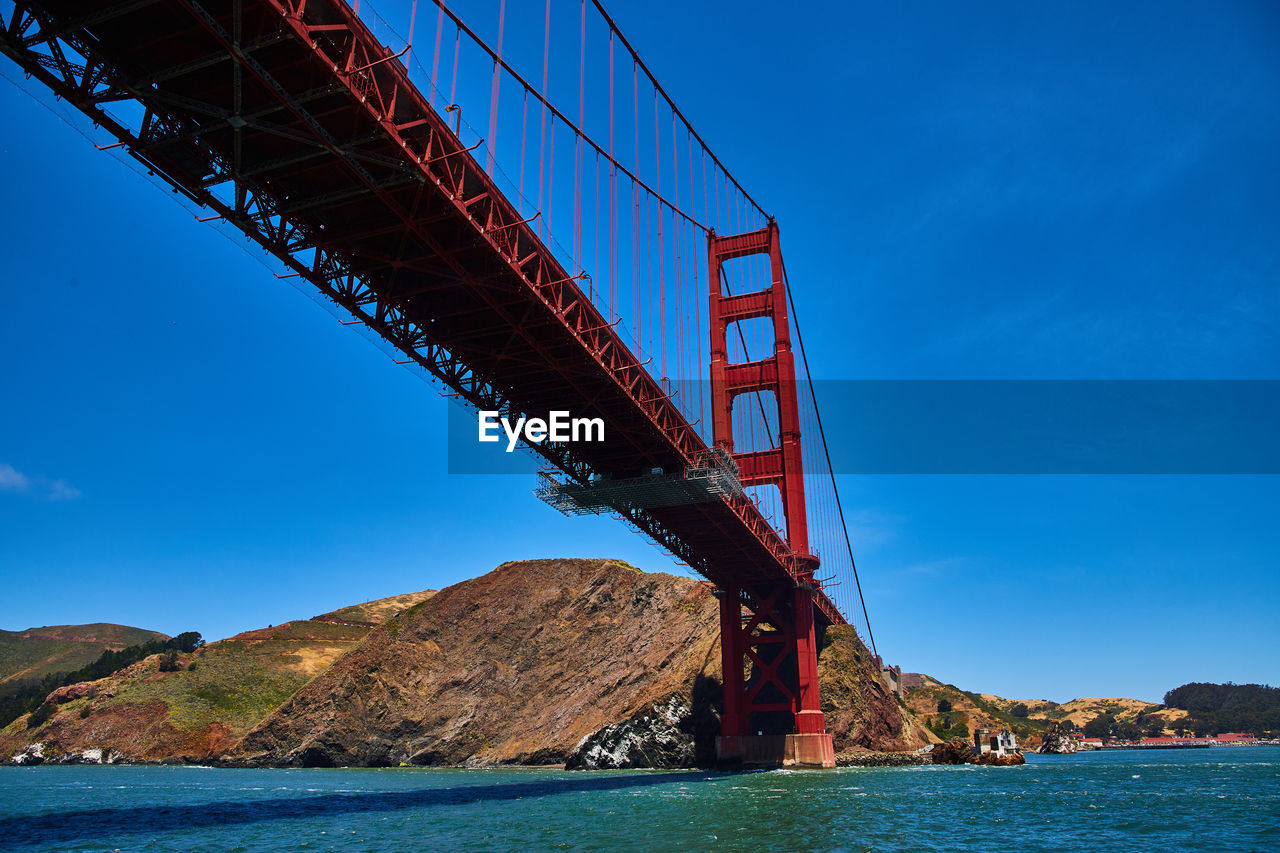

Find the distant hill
[[901, 673, 1176, 745], [0, 624, 168, 685], [0, 588, 432, 763], [3, 560, 927, 767]]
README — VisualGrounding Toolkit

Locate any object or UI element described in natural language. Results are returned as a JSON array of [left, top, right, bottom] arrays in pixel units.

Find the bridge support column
[[709, 222, 834, 768], [713, 583, 834, 768], [793, 584, 825, 735], [717, 584, 746, 739]]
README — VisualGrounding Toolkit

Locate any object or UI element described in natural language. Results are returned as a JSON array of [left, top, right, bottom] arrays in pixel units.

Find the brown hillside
[[901, 673, 1174, 740], [0, 623, 168, 685], [233, 559, 723, 767], [902, 675, 1009, 736], [1054, 697, 1160, 726], [1, 587, 441, 764], [820, 627, 935, 753], [0, 619, 372, 763], [313, 590, 437, 627]]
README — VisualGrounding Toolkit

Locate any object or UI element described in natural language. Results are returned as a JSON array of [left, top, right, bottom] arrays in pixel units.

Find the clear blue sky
[[1, 0, 1276, 704]]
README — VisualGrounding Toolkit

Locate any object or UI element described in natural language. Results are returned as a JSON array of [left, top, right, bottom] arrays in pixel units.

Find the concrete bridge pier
[[714, 581, 836, 769]]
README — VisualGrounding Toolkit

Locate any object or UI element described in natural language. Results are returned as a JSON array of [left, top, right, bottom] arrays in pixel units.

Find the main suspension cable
[[781, 257, 878, 659]]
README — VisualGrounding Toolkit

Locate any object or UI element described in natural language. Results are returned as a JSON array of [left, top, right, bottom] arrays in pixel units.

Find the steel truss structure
[[1, 0, 843, 746]]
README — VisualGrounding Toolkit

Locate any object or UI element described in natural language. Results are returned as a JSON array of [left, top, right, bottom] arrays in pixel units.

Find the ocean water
[[1, 748, 1277, 851]]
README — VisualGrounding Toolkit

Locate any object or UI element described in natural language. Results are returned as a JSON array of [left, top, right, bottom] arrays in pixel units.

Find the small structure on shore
[[930, 730, 1025, 766], [973, 728, 1019, 758]]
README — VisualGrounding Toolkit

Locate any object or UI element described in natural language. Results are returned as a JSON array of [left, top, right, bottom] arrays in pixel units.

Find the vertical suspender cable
[[429, 5, 443, 106], [485, 0, 506, 176], [633, 60, 640, 349], [593, 152, 600, 302], [653, 89, 664, 379], [782, 257, 877, 657], [518, 90, 527, 215], [536, 0, 550, 239], [548, 121, 556, 243], [573, 0, 585, 273], [608, 30, 616, 319], [670, 112, 680, 388], [448, 25, 459, 109]]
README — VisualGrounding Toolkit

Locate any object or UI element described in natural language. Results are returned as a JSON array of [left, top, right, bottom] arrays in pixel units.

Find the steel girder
[[0, 0, 842, 626]]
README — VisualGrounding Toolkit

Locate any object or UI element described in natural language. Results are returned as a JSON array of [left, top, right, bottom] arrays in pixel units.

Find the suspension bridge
[[1, 0, 878, 767]]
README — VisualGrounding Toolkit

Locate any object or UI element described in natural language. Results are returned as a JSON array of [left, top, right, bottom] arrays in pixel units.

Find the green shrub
[[27, 701, 54, 728]]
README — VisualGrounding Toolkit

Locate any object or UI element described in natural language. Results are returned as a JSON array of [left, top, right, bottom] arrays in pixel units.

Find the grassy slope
[[0, 624, 168, 685], [314, 590, 437, 626], [0, 588, 445, 761], [902, 676, 1039, 741], [0, 620, 372, 760], [904, 673, 1170, 742], [125, 620, 370, 734]]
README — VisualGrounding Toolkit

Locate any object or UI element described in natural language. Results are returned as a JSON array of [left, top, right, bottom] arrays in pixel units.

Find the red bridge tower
[[708, 222, 836, 768]]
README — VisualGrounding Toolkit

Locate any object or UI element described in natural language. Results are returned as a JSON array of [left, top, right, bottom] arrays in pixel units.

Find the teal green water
[[1, 748, 1277, 851]]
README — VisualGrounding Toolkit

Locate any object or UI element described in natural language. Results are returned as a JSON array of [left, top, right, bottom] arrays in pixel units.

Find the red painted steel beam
[[0, 0, 844, 627]]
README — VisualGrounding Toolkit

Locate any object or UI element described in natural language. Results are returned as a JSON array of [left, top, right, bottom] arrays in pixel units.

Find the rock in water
[[233, 559, 723, 768], [931, 739, 972, 765], [1038, 720, 1078, 754], [11, 743, 46, 765]]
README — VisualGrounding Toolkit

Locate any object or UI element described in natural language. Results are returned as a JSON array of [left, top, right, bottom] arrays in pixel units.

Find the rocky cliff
[[819, 625, 934, 754], [233, 559, 722, 767]]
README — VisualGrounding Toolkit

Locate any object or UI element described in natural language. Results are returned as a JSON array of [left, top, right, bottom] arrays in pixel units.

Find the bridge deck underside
[[5, 0, 841, 624]]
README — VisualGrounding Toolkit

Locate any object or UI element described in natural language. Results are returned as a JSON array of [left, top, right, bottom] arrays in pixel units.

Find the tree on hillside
[[1083, 713, 1115, 740], [1011, 703, 1029, 718], [0, 630, 205, 729], [1116, 720, 1142, 742], [1163, 682, 1280, 738], [26, 701, 54, 729], [937, 698, 952, 714], [1143, 718, 1164, 738]]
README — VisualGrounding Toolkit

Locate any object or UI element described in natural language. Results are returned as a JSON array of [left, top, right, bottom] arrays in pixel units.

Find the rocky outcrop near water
[[836, 750, 931, 767], [972, 750, 1026, 765], [931, 739, 973, 764], [565, 691, 719, 769], [10, 742, 45, 765], [930, 738, 1025, 765], [1037, 720, 1079, 754]]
